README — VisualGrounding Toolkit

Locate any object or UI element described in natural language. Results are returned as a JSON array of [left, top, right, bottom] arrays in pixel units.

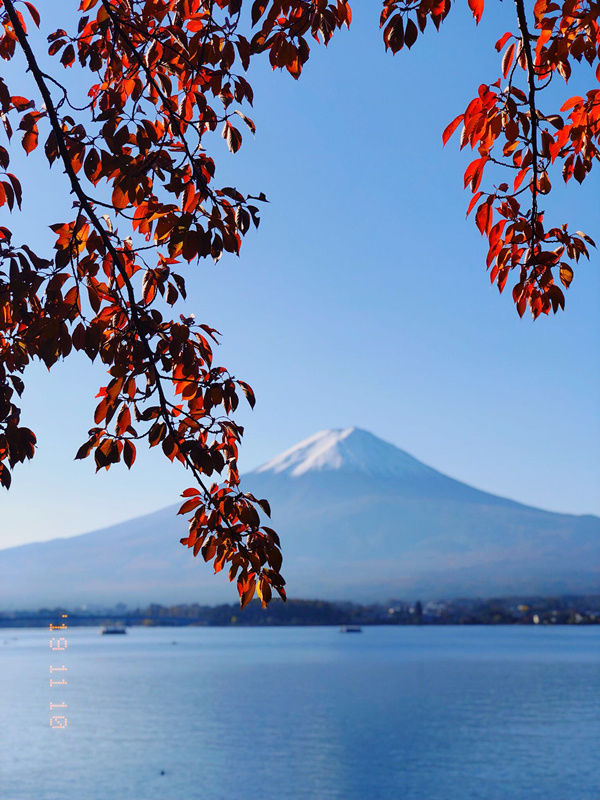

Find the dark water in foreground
[[1, 625, 598, 800]]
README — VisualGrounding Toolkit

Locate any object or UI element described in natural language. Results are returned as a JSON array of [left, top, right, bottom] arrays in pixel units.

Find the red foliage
[[0, 0, 597, 604], [382, 0, 598, 319]]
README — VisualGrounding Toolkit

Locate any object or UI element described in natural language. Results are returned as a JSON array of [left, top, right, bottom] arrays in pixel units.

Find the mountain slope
[[1, 428, 598, 607]]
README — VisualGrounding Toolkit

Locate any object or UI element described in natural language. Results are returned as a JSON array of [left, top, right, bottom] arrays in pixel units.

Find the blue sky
[[2, 1, 599, 548]]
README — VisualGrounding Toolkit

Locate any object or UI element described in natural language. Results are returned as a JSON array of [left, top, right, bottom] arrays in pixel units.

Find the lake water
[[1, 625, 598, 800]]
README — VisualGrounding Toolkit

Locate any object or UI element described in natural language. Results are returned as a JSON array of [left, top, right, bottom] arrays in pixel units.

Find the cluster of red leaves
[[0, 0, 598, 603], [0, 0, 350, 606], [383, 0, 599, 318], [381, 0, 454, 52]]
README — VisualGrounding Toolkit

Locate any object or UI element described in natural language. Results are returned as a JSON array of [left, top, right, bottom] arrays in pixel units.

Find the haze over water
[[2, 625, 598, 800]]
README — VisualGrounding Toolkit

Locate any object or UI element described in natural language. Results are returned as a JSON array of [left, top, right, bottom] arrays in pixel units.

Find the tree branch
[[3, 0, 234, 532], [514, 0, 540, 247]]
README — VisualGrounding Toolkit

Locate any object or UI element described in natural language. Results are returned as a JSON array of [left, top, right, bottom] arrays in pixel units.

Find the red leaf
[[142, 270, 156, 305], [251, 0, 267, 26], [123, 440, 136, 469], [442, 114, 464, 146], [11, 95, 34, 111], [404, 18, 418, 48], [181, 487, 201, 497], [202, 538, 217, 562], [178, 497, 201, 515], [502, 43, 515, 78], [468, 0, 484, 23], [24, 2, 40, 26], [495, 32, 512, 51], [22, 129, 38, 154], [116, 405, 131, 436], [60, 44, 75, 67], [222, 122, 242, 154], [560, 96, 582, 112], [237, 380, 255, 408], [475, 200, 493, 235], [240, 577, 256, 608], [111, 185, 128, 210], [559, 264, 573, 288], [466, 191, 483, 217], [257, 498, 271, 517], [464, 157, 487, 192]]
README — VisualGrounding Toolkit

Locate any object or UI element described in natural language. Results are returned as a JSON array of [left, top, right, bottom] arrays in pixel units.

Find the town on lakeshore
[[2, 595, 599, 628]]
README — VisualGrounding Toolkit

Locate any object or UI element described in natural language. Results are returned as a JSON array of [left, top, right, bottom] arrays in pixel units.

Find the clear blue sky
[[2, 1, 599, 548]]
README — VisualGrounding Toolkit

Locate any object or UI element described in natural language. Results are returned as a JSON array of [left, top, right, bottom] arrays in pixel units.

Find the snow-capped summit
[[252, 427, 436, 479]]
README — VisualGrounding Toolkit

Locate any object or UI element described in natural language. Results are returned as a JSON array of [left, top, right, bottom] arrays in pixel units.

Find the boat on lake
[[100, 624, 127, 635], [340, 625, 362, 633]]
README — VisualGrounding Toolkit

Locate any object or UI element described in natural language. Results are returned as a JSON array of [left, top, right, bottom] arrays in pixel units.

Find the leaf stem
[[514, 0, 540, 249]]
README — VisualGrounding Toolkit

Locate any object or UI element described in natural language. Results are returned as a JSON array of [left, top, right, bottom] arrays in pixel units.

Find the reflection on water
[[1, 625, 598, 800]]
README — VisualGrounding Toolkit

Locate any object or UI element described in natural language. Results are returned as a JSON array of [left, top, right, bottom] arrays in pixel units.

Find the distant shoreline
[[2, 595, 599, 628]]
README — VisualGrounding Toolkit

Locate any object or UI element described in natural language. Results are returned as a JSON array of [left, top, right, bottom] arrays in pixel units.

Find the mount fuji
[[1, 427, 598, 607]]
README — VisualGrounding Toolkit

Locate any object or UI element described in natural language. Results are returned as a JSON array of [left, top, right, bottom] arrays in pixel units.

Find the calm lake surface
[[1, 625, 598, 800]]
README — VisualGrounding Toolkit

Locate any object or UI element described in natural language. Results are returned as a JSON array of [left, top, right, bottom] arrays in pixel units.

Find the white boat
[[100, 624, 127, 635]]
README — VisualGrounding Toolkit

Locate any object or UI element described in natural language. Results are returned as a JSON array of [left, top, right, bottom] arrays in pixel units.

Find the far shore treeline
[[1, 596, 599, 628]]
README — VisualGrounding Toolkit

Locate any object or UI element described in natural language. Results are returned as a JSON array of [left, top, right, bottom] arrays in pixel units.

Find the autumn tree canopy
[[0, 0, 598, 605]]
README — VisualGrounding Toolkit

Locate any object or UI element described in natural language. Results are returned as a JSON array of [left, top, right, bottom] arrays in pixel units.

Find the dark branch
[[514, 0, 540, 249], [3, 0, 235, 531]]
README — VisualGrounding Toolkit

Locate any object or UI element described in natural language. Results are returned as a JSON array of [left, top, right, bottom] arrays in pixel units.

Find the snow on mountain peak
[[252, 427, 434, 479]]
